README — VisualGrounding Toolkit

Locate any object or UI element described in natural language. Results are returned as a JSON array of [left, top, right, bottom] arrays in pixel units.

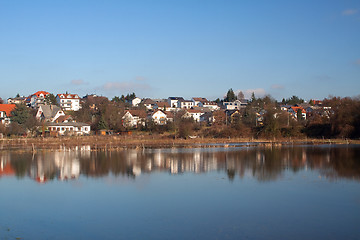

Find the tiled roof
[[0, 104, 16, 117], [156, 102, 170, 108], [57, 93, 80, 99], [126, 110, 147, 118], [38, 104, 63, 119], [33, 91, 50, 97], [192, 97, 208, 102]]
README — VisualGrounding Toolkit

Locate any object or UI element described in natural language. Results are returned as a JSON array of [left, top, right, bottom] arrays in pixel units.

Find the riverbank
[[1, 135, 359, 152]]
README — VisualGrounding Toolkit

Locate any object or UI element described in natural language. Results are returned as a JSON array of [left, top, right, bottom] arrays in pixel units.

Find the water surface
[[1, 145, 360, 239]]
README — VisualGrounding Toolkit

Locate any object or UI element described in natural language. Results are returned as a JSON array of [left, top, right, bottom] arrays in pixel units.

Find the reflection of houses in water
[[54, 151, 80, 180], [1, 146, 359, 182], [0, 152, 14, 177]]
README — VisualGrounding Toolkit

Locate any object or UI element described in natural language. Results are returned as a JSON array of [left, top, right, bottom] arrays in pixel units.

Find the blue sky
[[0, 0, 359, 101]]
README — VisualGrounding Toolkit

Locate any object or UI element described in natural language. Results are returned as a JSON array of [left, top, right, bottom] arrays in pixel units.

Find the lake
[[1, 144, 360, 240]]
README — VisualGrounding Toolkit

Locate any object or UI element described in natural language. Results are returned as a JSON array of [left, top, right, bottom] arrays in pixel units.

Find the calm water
[[1, 145, 360, 240]]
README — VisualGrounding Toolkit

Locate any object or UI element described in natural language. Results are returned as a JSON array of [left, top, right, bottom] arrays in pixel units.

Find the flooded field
[[1, 145, 360, 239]]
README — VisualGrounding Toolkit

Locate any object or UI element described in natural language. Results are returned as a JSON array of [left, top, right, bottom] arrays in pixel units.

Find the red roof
[[57, 93, 80, 99], [33, 91, 50, 97], [0, 104, 16, 117]]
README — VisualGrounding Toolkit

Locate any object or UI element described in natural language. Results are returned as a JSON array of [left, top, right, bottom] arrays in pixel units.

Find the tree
[[11, 104, 30, 125], [0, 97, 3, 104], [237, 91, 245, 100], [97, 115, 108, 130], [250, 92, 256, 103], [45, 94, 58, 105], [224, 88, 236, 102]]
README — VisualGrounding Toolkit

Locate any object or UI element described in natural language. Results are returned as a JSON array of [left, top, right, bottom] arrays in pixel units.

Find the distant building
[[167, 97, 184, 108], [223, 99, 248, 110], [56, 93, 81, 111], [47, 122, 91, 136], [0, 104, 16, 126], [178, 100, 194, 109], [192, 97, 208, 107], [27, 91, 50, 108], [7, 96, 26, 105], [36, 104, 65, 122]]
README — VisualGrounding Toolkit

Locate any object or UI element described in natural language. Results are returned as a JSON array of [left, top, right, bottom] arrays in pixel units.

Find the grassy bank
[[1, 134, 359, 152]]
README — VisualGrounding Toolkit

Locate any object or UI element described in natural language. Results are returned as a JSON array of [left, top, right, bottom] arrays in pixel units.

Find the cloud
[[231, 88, 266, 99], [101, 81, 151, 92], [315, 75, 333, 82], [271, 84, 285, 90], [135, 76, 146, 81], [71, 79, 88, 85], [342, 9, 358, 16], [355, 59, 360, 65]]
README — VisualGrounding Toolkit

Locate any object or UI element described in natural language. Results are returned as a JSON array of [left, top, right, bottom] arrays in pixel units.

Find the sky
[[0, 0, 359, 101]]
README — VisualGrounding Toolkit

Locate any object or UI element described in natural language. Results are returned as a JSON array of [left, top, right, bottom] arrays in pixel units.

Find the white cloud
[[235, 88, 266, 99], [71, 79, 87, 85], [342, 9, 358, 16], [101, 81, 151, 92], [271, 84, 284, 90]]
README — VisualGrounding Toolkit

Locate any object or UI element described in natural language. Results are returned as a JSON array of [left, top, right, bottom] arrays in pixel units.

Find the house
[[7, 96, 26, 105], [122, 110, 147, 128], [201, 101, 220, 110], [36, 104, 65, 122], [168, 97, 184, 108], [150, 110, 168, 125], [55, 115, 75, 123], [27, 91, 50, 108], [184, 109, 203, 122], [130, 97, 142, 107], [226, 110, 242, 123], [178, 99, 194, 109], [192, 97, 208, 107], [200, 112, 215, 125], [56, 93, 81, 111], [154, 101, 176, 111], [223, 99, 248, 110], [0, 104, 16, 126], [47, 122, 91, 136], [288, 106, 306, 120], [142, 98, 156, 110]]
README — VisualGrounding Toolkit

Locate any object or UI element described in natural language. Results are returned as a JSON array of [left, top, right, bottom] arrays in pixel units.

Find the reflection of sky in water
[[1, 145, 360, 239]]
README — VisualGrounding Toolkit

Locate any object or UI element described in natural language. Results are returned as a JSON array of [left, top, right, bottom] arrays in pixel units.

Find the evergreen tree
[[11, 104, 30, 125], [45, 94, 58, 105], [97, 115, 108, 130], [224, 88, 236, 102]]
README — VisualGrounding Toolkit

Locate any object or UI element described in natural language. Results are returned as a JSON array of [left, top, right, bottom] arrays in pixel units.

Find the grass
[[0, 134, 359, 152]]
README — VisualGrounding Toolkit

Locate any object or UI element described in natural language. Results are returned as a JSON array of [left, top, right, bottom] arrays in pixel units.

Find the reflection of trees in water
[[2, 146, 360, 182]]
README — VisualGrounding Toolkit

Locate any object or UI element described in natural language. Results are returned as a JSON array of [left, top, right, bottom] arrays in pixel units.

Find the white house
[[131, 97, 142, 107], [56, 94, 81, 111], [154, 101, 177, 111], [122, 110, 147, 128], [223, 100, 248, 110], [178, 100, 194, 109], [192, 97, 208, 107], [150, 110, 168, 125], [168, 97, 184, 108], [184, 109, 203, 122], [201, 101, 220, 110], [47, 122, 91, 136], [36, 104, 65, 122], [0, 104, 16, 126], [142, 98, 156, 110]]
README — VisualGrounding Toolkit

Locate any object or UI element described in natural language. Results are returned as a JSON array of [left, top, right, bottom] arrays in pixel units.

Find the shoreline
[[0, 135, 359, 152]]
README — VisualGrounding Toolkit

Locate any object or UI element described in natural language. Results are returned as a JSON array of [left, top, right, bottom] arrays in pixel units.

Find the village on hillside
[[0, 89, 358, 139]]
